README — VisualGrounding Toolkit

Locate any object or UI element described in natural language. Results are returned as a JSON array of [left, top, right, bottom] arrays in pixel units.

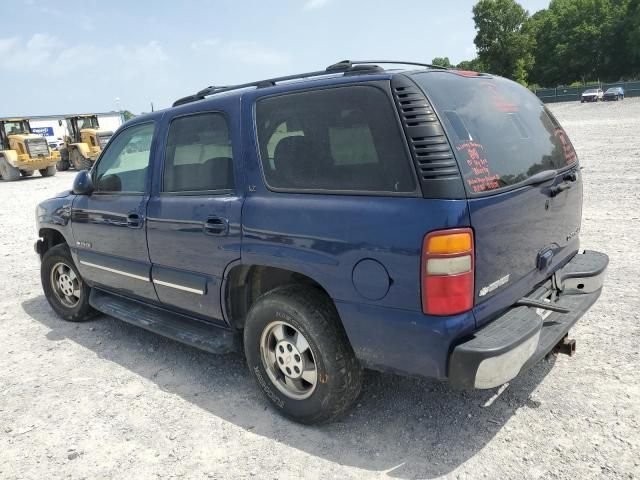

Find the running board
[[89, 289, 240, 354]]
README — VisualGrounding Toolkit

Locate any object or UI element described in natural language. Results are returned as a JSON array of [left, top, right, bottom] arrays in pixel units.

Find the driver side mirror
[[72, 170, 94, 195], [58, 119, 63, 127]]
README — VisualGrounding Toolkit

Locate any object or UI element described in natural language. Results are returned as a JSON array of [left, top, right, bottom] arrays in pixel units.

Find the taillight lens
[[422, 228, 474, 316]]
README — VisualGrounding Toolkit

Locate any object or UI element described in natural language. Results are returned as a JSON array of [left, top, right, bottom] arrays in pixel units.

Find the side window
[[94, 122, 154, 194], [256, 86, 416, 193], [163, 113, 234, 193]]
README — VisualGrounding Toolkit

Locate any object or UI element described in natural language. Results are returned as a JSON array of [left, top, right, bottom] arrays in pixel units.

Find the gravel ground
[[1, 99, 639, 480]]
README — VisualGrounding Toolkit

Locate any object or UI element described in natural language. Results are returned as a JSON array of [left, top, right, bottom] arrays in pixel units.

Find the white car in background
[[47, 139, 64, 151], [581, 88, 604, 103]]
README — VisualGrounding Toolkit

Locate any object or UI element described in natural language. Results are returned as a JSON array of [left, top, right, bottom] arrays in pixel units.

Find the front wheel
[[39, 166, 57, 177], [56, 159, 70, 171], [244, 285, 362, 424], [71, 149, 92, 171], [41, 244, 97, 322], [0, 156, 20, 181]]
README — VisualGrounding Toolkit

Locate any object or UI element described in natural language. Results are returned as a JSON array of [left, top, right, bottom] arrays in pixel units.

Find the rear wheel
[[39, 166, 57, 177], [0, 156, 20, 181], [71, 149, 92, 170], [244, 285, 362, 424], [41, 244, 97, 322]]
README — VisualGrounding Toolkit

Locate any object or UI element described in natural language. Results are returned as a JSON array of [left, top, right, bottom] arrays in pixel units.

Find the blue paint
[[34, 69, 594, 382], [31, 126, 54, 136]]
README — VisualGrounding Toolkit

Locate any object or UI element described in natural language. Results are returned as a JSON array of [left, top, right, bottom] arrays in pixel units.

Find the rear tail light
[[422, 228, 474, 316]]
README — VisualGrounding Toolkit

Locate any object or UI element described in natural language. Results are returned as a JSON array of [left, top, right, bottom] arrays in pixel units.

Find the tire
[[0, 155, 21, 181], [244, 285, 362, 424], [56, 159, 70, 171], [20, 170, 34, 177], [41, 244, 97, 322], [71, 149, 92, 171], [39, 166, 57, 177]]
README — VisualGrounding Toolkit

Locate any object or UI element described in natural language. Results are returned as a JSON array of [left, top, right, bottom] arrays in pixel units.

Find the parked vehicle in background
[[35, 61, 608, 424], [0, 118, 59, 181], [603, 87, 625, 101], [581, 88, 603, 102], [57, 115, 113, 171], [48, 139, 64, 151]]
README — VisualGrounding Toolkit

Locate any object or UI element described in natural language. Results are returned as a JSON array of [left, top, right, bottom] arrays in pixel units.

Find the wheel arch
[[37, 227, 68, 258], [223, 263, 335, 330]]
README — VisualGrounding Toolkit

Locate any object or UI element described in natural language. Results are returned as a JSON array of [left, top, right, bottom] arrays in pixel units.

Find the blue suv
[[35, 61, 608, 423]]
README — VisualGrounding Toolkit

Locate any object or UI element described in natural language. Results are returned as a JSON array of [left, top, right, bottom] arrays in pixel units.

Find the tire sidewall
[[41, 245, 94, 321], [244, 294, 337, 422]]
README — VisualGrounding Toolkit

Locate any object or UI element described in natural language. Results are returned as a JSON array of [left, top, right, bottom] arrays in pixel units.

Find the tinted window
[[163, 113, 234, 193], [256, 86, 416, 193], [94, 122, 154, 193], [413, 72, 577, 194]]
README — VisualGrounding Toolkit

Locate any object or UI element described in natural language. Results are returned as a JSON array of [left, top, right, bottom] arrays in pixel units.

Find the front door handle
[[204, 216, 229, 235], [126, 213, 143, 228]]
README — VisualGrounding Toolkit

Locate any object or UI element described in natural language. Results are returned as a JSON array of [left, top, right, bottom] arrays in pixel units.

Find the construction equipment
[[0, 118, 59, 181], [57, 115, 113, 171]]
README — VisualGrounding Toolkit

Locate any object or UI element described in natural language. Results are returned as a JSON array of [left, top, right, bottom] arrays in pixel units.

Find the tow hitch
[[553, 335, 576, 356]]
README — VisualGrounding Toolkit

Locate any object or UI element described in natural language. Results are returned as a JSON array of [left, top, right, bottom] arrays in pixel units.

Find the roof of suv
[[128, 61, 490, 126]]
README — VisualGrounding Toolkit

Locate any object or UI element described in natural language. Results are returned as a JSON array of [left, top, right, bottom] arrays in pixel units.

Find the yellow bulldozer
[[57, 115, 113, 171], [0, 118, 59, 181]]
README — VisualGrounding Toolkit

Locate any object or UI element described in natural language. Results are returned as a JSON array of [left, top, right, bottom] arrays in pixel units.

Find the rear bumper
[[448, 250, 608, 389]]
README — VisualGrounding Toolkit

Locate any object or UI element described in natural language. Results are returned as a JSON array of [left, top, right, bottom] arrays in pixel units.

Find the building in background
[[1, 112, 124, 144]]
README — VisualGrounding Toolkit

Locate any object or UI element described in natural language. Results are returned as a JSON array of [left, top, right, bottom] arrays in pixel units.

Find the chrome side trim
[[79, 261, 149, 282], [153, 279, 204, 295]]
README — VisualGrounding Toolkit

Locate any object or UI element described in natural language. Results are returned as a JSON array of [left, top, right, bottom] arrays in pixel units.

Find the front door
[[71, 121, 158, 302], [146, 108, 242, 322]]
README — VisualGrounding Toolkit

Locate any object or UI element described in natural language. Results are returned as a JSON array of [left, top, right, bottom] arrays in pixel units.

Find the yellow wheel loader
[[0, 119, 60, 181], [57, 115, 113, 171]]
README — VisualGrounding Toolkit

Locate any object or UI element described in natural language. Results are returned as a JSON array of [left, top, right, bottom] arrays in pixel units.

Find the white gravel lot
[[1, 99, 639, 480]]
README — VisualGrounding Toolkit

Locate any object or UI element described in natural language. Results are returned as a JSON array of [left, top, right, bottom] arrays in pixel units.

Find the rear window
[[255, 85, 416, 194], [413, 72, 577, 194]]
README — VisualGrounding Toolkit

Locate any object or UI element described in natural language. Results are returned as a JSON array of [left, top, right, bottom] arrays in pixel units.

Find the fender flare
[[0, 150, 19, 167], [70, 143, 91, 158]]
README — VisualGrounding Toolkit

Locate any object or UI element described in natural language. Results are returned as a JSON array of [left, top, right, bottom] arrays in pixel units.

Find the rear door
[[413, 72, 582, 325], [146, 102, 242, 323]]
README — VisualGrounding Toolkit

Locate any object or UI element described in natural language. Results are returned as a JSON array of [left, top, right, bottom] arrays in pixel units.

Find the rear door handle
[[204, 216, 229, 235], [126, 213, 143, 228]]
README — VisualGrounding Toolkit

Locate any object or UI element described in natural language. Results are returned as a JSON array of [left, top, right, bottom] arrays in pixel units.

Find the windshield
[[77, 117, 99, 129], [605, 88, 618, 94], [4, 120, 30, 135], [584, 89, 597, 94], [413, 72, 577, 195]]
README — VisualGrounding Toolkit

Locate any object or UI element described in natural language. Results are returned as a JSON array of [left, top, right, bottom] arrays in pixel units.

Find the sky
[[1, 0, 550, 116]]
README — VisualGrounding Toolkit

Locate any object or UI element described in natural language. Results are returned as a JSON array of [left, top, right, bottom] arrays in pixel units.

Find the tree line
[[432, 0, 640, 88]]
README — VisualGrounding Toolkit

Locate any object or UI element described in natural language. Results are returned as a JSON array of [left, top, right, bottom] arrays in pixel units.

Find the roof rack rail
[[326, 60, 448, 72], [172, 59, 443, 107]]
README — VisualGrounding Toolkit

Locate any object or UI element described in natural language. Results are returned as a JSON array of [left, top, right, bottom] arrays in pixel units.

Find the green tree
[[431, 57, 453, 68], [122, 110, 135, 121], [472, 0, 535, 84], [527, 0, 630, 86], [456, 58, 486, 71]]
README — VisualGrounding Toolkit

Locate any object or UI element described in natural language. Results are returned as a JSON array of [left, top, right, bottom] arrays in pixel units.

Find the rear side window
[[413, 72, 577, 194], [255, 86, 416, 194], [163, 113, 234, 193]]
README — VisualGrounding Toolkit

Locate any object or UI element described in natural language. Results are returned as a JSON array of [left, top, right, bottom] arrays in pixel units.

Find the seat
[[272, 136, 320, 188]]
